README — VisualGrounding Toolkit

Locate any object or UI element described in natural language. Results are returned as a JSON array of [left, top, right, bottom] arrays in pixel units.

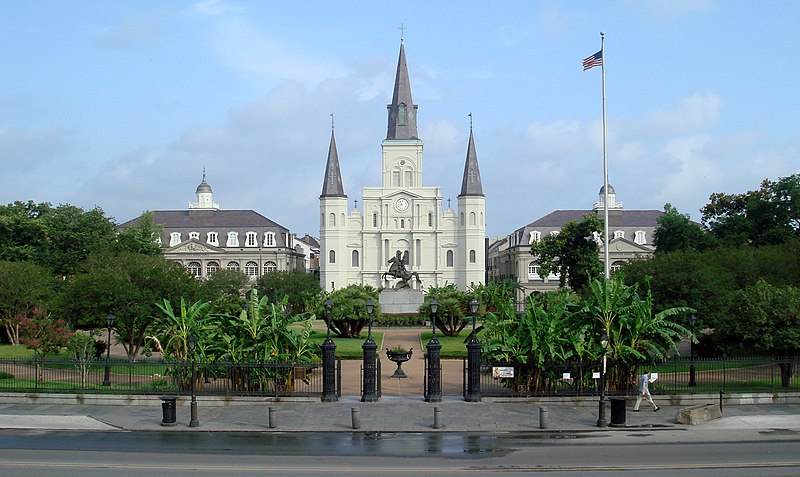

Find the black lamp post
[[361, 298, 378, 402], [689, 314, 697, 387], [465, 298, 481, 402], [102, 312, 114, 386], [425, 299, 442, 402], [321, 297, 337, 402], [597, 333, 609, 428], [188, 334, 199, 427]]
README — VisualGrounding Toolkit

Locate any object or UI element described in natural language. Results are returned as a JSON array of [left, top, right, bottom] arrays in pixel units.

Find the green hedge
[[374, 313, 427, 327]]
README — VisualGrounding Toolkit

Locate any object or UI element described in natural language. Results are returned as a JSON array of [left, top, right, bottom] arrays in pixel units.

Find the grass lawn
[[0, 345, 37, 359], [420, 331, 485, 359], [308, 330, 385, 359]]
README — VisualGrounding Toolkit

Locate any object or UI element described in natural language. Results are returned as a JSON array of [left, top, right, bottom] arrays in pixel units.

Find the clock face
[[395, 197, 409, 212]]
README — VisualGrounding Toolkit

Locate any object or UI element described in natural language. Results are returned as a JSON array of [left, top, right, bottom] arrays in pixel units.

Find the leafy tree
[[66, 333, 97, 388], [701, 173, 800, 246], [40, 204, 117, 276], [654, 203, 715, 253], [256, 270, 321, 313], [0, 201, 51, 264], [114, 211, 163, 256], [420, 284, 472, 337], [322, 284, 380, 338], [18, 309, 73, 360], [530, 213, 603, 292], [470, 280, 522, 312], [718, 280, 800, 387], [58, 252, 203, 360], [0, 260, 56, 345], [201, 269, 250, 316]]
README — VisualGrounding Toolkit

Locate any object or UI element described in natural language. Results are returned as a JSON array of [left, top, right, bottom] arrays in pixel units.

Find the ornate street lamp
[[102, 312, 114, 386], [188, 334, 199, 428], [321, 297, 337, 402], [361, 298, 378, 402], [689, 314, 698, 387], [426, 299, 441, 402], [465, 298, 481, 402], [597, 333, 609, 428]]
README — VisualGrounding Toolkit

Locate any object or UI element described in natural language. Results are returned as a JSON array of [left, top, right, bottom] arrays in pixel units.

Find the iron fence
[[478, 357, 800, 398], [0, 357, 330, 398]]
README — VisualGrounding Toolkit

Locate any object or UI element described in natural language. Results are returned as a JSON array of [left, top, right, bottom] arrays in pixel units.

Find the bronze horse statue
[[383, 250, 421, 289]]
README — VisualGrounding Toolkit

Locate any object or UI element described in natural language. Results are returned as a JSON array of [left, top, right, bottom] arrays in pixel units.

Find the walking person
[[633, 370, 659, 412]]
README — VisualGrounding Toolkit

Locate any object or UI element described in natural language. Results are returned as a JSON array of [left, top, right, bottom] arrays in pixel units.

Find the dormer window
[[529, 231, 541, 244], [245, 231, 257, 247], [169, 232, 181, 246], [264, 232, 275, 247], [614, 230, 625, 239], [634, 230, 647, 245], [226, 232, 239, 247], [207, 232, 218, 246], [189, 232, 199, 240]]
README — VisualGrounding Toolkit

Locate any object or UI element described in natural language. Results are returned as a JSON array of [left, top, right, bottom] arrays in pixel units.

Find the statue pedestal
[[379, 288, 424, 314]]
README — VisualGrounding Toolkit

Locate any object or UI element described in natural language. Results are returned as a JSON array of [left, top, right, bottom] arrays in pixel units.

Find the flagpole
[[600, 31, 609, 281]]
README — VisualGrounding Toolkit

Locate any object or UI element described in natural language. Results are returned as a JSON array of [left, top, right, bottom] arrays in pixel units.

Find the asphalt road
[[1, 428, 799, 476]]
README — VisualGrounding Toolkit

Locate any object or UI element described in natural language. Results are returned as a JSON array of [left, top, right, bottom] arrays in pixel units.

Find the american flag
[[583, 50, 603, 71]]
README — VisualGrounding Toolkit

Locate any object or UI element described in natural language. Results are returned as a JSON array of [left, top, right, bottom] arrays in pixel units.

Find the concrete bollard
[[268, 407, 276, 429], [433, 406, 443, 429], [539, 407, 548, 429], [351, 407, 361, 429]]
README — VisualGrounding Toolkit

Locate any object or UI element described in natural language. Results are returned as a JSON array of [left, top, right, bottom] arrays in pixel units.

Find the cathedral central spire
[[386, 41, 418, 140]]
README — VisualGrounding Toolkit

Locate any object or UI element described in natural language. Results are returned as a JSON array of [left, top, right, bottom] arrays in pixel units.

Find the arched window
[[169, 232, 181, 246], [611, 261, 625, 274], [613, 230, 625, 239], [329, 213, 336, 226], [398, 102, 407, 126], [352, 250, 359, 267], [226, 261, 240, 271], [207, 232, 218, 246], [264, 232, 275, 247], [226, 232, 239, 247], [428, 213, 432, 227], [529, 231, 541, 244], [245, 232, 257, 247], [187, 261, 201, 277], [405, 170, 412, 187], [469, 249, 476, 263], [189, 231, 199, 240], [469, 212, 476, 226], [244, 261, 259, 277], [392, 170, 400, 187], [206, 261, 219, 276], [329, 250, 336, 264], [264, 261, 277, 273], [446, 250, 454, 267], [373, 213, 378, 227], [634, 230, 646, 245], [460, 213, 465, 226], [528, 262, 541, 280], [400, 219, 405, 229]]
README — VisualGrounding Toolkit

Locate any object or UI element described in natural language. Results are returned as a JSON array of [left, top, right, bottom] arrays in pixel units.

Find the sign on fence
[[492, 367, 514, 378]]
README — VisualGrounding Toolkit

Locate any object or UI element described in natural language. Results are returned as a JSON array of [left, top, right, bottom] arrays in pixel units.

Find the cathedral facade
[[319, 41, 486, 292]]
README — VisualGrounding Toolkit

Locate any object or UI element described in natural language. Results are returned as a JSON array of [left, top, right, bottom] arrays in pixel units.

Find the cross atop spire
[[398, 23, 406, 43], [386, 40, 418, 140]]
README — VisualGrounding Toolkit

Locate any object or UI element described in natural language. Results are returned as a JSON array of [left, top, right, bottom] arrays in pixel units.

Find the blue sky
[[1, 1, 798, 238]]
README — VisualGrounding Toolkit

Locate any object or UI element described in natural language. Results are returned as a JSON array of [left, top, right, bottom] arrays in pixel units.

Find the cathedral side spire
[[320, 127, 346, 198], [386, 41, 418, 140], [458, 125, 484, 197]]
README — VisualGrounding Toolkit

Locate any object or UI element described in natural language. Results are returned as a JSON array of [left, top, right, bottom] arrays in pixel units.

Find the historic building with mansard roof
[[488, 185, 662, 302], [319, 39, 486, 291], [120, 174, 306, 279]]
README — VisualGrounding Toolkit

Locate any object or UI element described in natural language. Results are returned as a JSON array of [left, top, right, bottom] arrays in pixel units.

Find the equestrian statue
[[382, 250, 421, 289]]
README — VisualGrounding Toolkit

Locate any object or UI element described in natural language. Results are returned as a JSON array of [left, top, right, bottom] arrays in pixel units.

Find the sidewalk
[[1, 328, 800, 434]]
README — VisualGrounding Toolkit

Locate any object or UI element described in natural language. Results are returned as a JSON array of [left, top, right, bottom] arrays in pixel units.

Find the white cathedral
[[319, 40, 486, 292]]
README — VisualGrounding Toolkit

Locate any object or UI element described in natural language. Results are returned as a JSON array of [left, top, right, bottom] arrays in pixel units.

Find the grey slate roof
[[120, 210, 292, 248], [386, 41, 419, 140], [320, 130, 346, 198], [511, 209, 664, 246], [459, 128, 484, 197]]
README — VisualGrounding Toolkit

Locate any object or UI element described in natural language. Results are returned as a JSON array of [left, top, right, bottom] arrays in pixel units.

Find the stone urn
[[386, 347, 413, 378]]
